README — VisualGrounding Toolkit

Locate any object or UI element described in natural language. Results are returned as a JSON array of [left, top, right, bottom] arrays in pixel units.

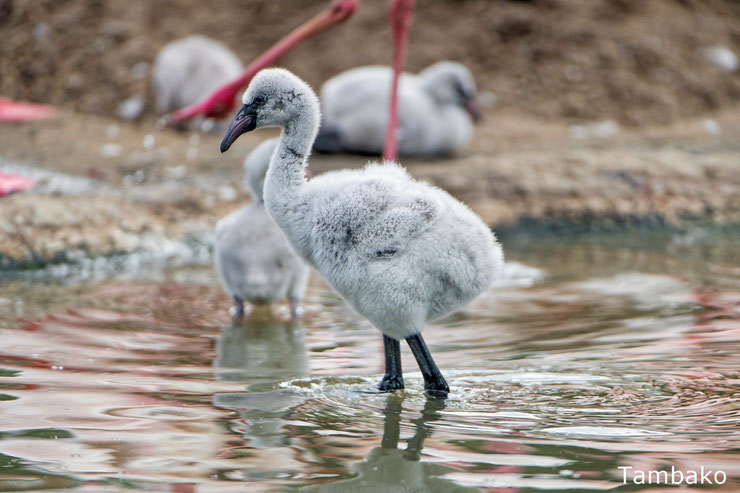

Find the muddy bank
[[1, 107, 738, 271]]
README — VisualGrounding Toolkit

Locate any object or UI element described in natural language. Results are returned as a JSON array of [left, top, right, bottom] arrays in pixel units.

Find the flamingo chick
[[220, 69, 503, 396], [214, 138, 310, 321], [153, 35, 243, 118], [315, 62, 481, 157]]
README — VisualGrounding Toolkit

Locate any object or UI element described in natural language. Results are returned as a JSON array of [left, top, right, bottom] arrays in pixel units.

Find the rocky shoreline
[[1, 107, 738, 272]]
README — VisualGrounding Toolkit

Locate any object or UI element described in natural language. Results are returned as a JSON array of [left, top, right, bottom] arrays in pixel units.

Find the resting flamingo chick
[[220, 69, 503, 396], [315, 61, 482, 157], [214, 138, 310, 321], [152, 35, 242, 118]]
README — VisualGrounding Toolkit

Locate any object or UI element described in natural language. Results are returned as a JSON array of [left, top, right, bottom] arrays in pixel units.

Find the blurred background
[[3, 0, 740, 124]]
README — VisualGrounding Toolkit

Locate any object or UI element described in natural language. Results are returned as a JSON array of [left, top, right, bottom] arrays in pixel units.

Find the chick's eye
[[254, 95, 266, 105], [454, 82, 468, 100]]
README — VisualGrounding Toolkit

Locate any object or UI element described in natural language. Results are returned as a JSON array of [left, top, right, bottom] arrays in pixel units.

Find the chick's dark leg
[[289, 296, 299, 321], [232, 296, 245, 321], [377, 334, 404, 391], [406, 332, 449, 397]]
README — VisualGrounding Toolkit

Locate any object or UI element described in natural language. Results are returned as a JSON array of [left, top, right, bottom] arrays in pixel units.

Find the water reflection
[[306, 396, 478, 492], [214, 316, 309, 387], [213, 317, 310, 450], [0, 236, 737, 491]]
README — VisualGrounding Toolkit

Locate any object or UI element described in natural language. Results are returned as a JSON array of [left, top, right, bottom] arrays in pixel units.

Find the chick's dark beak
[[220, 104, 257, 153], [465, 96, 483, 123]]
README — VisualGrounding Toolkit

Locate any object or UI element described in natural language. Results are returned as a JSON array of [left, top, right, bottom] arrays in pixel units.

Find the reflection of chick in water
[[213, 318, 310, 449], [311, 396, 475, 492], [214, 317, 309, 384]]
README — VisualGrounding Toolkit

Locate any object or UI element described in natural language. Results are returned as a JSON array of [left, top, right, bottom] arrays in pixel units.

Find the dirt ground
[[2, 0, 740, 125], [0, 0, 739, 269]]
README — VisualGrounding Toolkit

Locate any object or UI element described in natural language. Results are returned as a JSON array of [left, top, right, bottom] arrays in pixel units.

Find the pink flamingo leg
[[170, 0, 359, 123], [382, 0, 415, 162]]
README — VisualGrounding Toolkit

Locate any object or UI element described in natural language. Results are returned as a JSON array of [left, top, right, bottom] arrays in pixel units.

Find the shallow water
[[0, 235, 738, 492]]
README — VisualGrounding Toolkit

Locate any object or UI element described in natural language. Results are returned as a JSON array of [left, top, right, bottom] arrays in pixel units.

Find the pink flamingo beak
[[0, 172, 35, 196], [170, 0, 359, 123]]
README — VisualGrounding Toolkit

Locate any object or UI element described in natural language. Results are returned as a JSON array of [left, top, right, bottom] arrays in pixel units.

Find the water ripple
[[0, 240, 738, 491]]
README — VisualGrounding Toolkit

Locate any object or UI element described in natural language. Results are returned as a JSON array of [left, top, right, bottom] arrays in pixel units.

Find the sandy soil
[[0, 0, 739, 268]]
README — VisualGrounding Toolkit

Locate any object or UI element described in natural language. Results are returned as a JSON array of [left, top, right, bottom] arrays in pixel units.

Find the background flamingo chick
[[152, 35, 243, 119], [214, 138, 310, 321], [315, 61, 481, 157]]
